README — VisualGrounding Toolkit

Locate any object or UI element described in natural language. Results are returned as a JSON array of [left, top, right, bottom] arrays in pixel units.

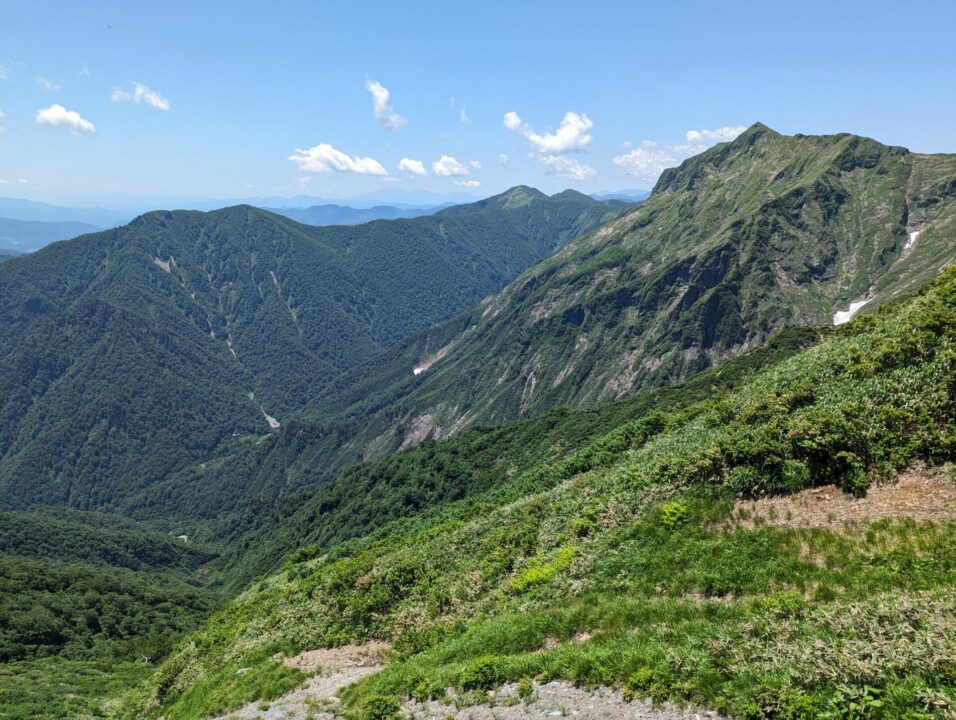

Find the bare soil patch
[[732, 466, 956, 530], [281, 640, 390, 673]]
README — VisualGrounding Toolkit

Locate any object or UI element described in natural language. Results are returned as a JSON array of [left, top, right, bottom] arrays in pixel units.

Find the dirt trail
[[210, 643, 388, 720], [405, 681, 730, 719]]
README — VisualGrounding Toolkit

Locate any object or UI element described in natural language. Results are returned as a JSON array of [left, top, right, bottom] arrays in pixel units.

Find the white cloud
[[613, 141, 679, 183], [540, 154, 597, 180], [365, 79, 406, 130], [469, 160, 481, 169], [498, 153, 509, 166], [685, 126, 746, 143], [398, 157, 428, 176], [36, 104, 96, 135], [505, 110, 597, 180], [504, 110, 593, 154], [455, 179, 481, 188], [432, 154, 469, 176], [36, 76, 61, 91], [460, 108, 470, 124], [79, 66, 90, 77], [503, 111, 522, 131], [289, 143, 388, 175], [111, 82, 170, 111], [450, 96, 455, 107], [0, 110, 5, 133], [0, 65, 8, 80], [16, 178, 27, 184], [613, 126, 745, 184], [0, 178, 6, 184]]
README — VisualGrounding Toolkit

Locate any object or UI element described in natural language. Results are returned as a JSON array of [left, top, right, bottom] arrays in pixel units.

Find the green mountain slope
[[0, 191, 623, 513], [317, 124, 956, 439], [120, 266, 956, 720], [150, 125, 956, 537]]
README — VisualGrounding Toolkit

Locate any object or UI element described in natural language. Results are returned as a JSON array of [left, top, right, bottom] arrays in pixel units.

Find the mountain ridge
[[0, 190, 626, 513]]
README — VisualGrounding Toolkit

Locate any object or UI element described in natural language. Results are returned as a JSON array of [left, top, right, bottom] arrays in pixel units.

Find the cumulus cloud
[[36, 76, 61, 91], [540, 154, 597, 180], [498, 153, 509, 166], [503, 111, 522, 131], [612, 141, 679, 182], [365, 79, 406, 130], [432, 154, 469, 177], [504, 111, 593, 153], [613, 125, 746, 184], [460, 108, 470, 124], [505, 110, 596, 181], [685, 126, 746, 143], [0, 110, 5, 133], [398, 157, 428, 176], [289, 143, 388, 175], [469, 160, 481, 169], [111, 82, 170, 111], [455, 179, 480, 188], [36, 104, 96, 135]]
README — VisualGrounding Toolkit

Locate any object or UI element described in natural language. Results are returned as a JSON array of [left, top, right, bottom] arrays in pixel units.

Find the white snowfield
[[905, 229, 921, 252], [833, 298, 871, 326]]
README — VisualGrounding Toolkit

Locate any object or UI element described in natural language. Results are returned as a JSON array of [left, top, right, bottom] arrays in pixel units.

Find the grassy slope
[[219, 325, 824, 587], [120, 268, 956, 720]]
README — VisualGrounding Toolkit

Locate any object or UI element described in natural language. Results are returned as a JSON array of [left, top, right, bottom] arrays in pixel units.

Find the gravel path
[[404, 681, 730, 720]]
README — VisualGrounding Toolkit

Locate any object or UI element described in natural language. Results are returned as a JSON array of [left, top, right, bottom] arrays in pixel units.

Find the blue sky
[[2, 0, 955, 203]]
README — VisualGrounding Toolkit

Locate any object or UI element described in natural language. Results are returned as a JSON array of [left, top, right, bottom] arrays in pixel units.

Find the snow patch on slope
[[833, 298, 872, 326], [905, 229, 920, 252]]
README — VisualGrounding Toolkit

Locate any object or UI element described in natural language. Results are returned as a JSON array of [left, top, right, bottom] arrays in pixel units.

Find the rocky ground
[[404, 681, 730, 720]]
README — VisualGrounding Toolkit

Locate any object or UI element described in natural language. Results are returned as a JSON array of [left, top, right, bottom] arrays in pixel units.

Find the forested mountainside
[[0, 508, 222, 719], [0, 190, 623, 513], [121, 264, 956, 720], [135, 124, 956, 539]]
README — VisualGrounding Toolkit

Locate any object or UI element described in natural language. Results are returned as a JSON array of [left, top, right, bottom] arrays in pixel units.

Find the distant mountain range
[[591, 189, 651, 202], [0, 217, 103, 253], [263, 203, 453, 226], [0, 197, 131, 228]]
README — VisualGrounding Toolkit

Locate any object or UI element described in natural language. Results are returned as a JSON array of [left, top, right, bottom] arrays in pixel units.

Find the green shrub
[[516, 676, 534, 702], [461, 656, 506, 691], [509, 546, 577, 592], [660, 502, 689, 528], [358, 693, 401, 720]]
